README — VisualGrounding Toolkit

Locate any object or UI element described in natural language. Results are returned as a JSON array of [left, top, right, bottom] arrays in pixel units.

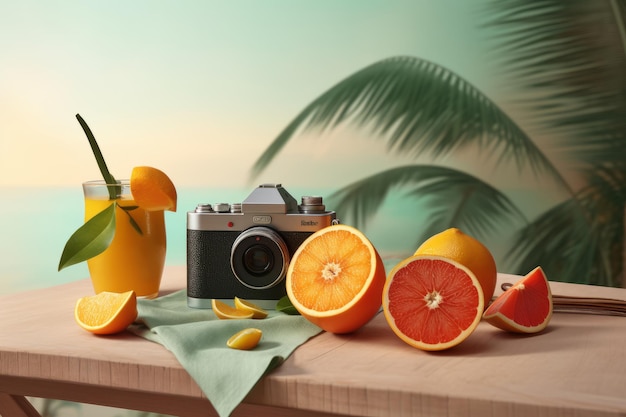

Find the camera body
[[187, 184, 337, 308]]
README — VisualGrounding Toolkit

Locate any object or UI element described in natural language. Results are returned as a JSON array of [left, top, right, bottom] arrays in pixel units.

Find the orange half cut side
[[286, 224, 386, 334]]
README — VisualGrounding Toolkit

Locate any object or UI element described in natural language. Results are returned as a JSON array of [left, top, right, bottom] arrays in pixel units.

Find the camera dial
[[213, 203, 230, 213], [230, 227, 290, 290], [299, 196, 326, 213]]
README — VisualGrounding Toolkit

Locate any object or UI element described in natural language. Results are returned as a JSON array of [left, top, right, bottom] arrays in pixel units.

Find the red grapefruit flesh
[[382, 255, 485, 351], [483, 266, 553, 334]]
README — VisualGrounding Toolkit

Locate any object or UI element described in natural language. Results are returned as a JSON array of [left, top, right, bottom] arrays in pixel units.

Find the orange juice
[[83, 181, 166, 298]]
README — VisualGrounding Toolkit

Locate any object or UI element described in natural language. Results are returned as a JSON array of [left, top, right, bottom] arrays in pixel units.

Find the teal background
[[1, 0, 530, 296], [2, 1, 624, 416]]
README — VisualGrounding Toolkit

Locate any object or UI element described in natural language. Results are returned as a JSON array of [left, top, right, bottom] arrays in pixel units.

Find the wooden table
[[2, 266, 626, 417]]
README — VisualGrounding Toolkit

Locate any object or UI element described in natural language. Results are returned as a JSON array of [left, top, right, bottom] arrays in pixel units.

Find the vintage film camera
[[187, 184, 337, 308]]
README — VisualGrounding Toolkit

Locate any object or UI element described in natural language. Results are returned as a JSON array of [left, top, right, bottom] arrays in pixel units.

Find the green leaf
[[58, 203, 117, 271], [119, 205, 143, 235], [276, 296, 300, 315], [328, 164, 527, 243], [249, 56, 570, 193], [483, 1, 626, 164], [76, 113, 119, 199]]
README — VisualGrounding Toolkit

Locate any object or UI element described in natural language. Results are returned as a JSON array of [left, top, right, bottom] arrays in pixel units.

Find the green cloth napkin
[[130, 290, 322, 417]]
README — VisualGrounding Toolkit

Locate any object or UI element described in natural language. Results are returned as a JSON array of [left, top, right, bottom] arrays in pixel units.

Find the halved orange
[[211, 299, 254, 320], [130, 166, 177, 212], [383, 255, 484, 351], [483, 266, 553, 333], [74, 291, 138, 335], [227, 328, 263, 350], [286, 224, 386, 334]]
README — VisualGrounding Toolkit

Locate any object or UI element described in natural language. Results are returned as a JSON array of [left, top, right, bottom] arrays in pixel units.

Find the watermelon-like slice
[[483, 266, 553, 333]]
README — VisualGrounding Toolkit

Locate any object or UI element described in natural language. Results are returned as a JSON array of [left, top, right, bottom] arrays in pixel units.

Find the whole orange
[[414, 228, 497, 304]]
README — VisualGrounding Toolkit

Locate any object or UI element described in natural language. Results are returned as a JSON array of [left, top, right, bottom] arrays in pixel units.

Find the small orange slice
[[75, 291, 138, 335], [234, 297, 269, 319], [286, 224, 386, 334], [212, 299, 254, 320], [227, 328, 263, 350], [130, 166, 177, 212]]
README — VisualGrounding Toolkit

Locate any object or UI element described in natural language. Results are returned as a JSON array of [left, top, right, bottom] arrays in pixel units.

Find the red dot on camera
[[227, 222, 234, 227]]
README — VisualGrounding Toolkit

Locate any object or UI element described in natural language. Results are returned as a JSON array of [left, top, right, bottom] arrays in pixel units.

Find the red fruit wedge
[[483, 266, 553, 334], [382, 255, 484, 351]]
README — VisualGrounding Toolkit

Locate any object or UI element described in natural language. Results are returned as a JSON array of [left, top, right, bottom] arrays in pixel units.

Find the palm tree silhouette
[[250, 1, 626, 287]]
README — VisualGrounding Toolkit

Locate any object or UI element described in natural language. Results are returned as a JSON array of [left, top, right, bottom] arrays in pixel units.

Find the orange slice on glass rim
[[130, 166, 177, 211]]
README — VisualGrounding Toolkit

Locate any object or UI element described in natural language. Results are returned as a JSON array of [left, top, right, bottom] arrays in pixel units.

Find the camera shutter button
[[195, 204, 214, 213], [213, 203, 231, 213]]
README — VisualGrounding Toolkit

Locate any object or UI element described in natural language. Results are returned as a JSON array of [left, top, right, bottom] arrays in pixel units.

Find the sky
[[0, 0, 502, 189], [0, 1, 581, 296]]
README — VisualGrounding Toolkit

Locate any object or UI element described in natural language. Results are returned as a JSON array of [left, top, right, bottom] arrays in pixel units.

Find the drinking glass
[[82, 180, 166, 299]]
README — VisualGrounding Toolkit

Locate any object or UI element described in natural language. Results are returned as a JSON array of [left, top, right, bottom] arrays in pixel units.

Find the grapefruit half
[[286, 224, 386, 334], [383, 255, 484, 351], [483, 266, 553, 333]]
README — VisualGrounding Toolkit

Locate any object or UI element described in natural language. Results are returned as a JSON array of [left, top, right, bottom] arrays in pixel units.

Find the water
[[0, 185, 555, 295], [0, 187, 231, 293], [0, 186, 414, 294]]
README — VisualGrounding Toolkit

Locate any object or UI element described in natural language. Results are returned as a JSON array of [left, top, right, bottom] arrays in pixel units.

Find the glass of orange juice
[[82, 180, 166, 299]]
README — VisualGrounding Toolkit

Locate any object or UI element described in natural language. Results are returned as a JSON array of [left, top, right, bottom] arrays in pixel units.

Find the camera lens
[[243, 245, 274, 275], [230, 227, 290, 290]]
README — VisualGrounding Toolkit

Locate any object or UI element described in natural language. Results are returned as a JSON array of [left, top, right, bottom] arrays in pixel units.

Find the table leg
[[0, 393, 41, 417]]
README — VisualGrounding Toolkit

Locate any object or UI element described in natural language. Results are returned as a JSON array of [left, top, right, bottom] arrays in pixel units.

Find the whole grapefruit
[[415, 228, 497, 305]]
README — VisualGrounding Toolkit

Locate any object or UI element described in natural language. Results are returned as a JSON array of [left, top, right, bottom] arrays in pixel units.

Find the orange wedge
[[483, 266, 553, 333], [130, 166, 177, 212], [74, 291, 137, 335], [227, 328, 263, 350], [211, 299, 254, 319], [234, 297, 269, 319]]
